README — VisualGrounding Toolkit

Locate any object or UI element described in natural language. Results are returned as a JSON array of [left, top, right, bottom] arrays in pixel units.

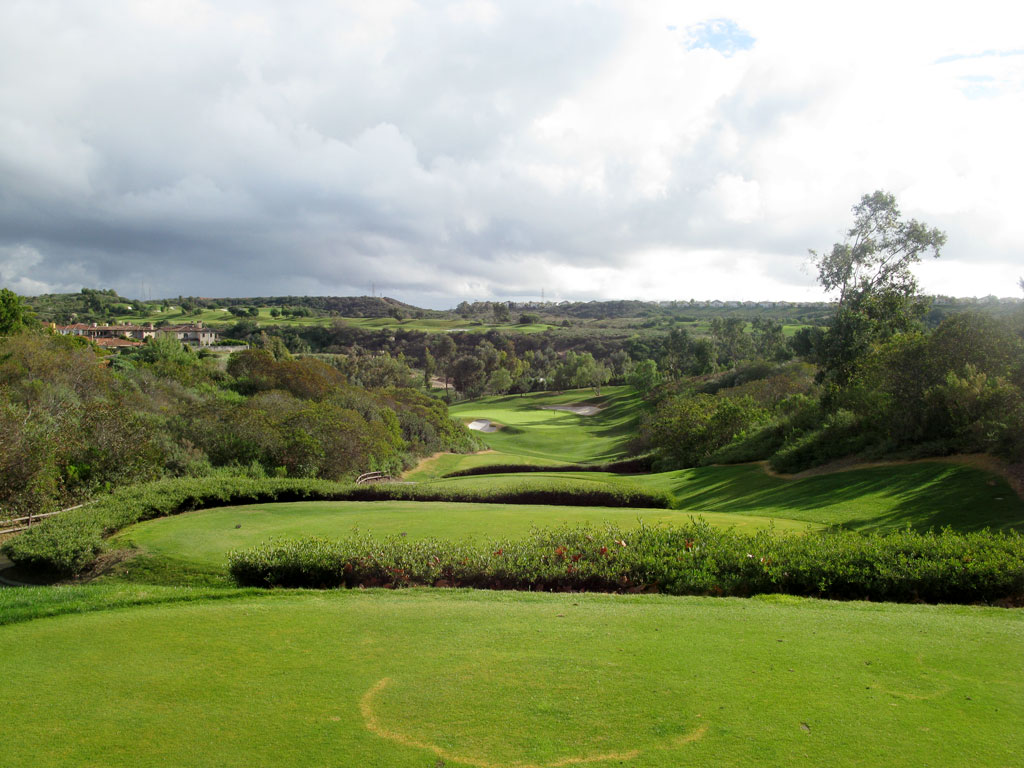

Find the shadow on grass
[[671, 464, 1024, 532]]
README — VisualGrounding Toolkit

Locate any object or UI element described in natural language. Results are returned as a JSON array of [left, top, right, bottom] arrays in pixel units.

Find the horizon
[[23, 289, 1024, 315]]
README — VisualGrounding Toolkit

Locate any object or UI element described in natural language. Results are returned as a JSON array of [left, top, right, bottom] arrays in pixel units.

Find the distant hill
[[216, 295, 431, 318]]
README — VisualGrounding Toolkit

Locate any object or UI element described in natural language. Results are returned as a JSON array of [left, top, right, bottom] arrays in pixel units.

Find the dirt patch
[[68, 548, 142, 584], [539, 404, 603, 416], [761, 454, 1024, 502]]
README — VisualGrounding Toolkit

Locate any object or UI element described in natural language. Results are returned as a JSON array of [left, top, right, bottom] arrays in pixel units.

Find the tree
[[485, 367, 513, 395], [492, 302, 511, 323], [0, 289, 32, 335], [452, 355, 486, 397], [811, 191, 946, 389], [628, 359, 661, 395], [709, 317, 752, 366], [750, 318, 787, 361]]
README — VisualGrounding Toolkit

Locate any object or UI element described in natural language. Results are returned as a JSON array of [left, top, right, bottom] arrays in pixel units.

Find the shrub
[[228, 522, 1024, 605], [2, 476, 670, 575]]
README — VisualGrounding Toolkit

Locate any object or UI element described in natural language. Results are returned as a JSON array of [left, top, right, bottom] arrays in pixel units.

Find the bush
[[442, 455, 655, 478], [2, 476, 670, 575], [228, 522, 1024, 605]]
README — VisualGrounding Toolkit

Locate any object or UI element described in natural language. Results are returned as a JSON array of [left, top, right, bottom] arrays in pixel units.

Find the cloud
[[0, 1, 1022, 307]]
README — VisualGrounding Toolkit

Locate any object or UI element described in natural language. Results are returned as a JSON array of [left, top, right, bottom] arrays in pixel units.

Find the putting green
[[2, 590, 1021, 767], [114, 500, 817, 572]]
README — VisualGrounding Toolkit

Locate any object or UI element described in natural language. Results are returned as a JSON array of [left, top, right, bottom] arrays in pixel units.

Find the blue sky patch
[[935, 48, 1024, 64], [683, 18, 755, 57]]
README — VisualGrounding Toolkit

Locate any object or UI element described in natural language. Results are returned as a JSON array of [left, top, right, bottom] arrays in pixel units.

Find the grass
[[108, 500, 817, 583], [405, 451, 559, 482], [422, 463, 1024, 533], [448, 386, 643, 464], [0, 582, 267, 626], [653, 463, 1024, 532], [1, 588, 1021, 767]]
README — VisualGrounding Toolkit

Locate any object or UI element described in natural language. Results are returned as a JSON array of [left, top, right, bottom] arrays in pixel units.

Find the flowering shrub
[[228, 521, 1024, 605]]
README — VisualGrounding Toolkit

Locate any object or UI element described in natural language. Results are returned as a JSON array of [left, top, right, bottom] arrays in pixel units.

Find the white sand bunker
[[540, 404, 603, 416], [467, 419, 500, 432]]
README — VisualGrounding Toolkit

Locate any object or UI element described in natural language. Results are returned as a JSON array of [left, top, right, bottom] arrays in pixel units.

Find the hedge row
[[228, 521, 1024, 605], [441, 455, 655, 478], [1, 477, 670, 575]]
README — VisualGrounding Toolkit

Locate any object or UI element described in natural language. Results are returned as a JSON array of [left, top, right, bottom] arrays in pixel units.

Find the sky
[[0, 1, 1022, 309]]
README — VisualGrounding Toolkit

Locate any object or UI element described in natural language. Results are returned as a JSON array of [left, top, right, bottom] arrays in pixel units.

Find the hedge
[[2, 476, 670, 575], [228, 521, 1024, 605]]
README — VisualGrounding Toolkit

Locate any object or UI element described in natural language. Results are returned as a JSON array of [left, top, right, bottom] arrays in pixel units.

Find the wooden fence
[[0, 504, 87, 536]]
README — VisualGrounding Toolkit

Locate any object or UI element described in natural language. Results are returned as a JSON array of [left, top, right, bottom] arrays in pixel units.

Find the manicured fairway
[[405, 451, 559, 481], [114, 500, 816, 573], [428, 462, 1024, 532], [2, 589, 1021, 768], [448, 387, 641, 464]]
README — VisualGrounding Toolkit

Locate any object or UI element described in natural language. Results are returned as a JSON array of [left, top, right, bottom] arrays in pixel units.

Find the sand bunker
[[467, 419, 500, 432], [540, 404, 602, 416]]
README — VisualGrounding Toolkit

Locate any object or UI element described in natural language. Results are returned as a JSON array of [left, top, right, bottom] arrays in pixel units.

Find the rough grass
[[2, 589, 1021, 768]]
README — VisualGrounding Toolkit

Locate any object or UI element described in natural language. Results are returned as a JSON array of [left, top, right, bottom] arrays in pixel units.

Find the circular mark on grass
[[360, 678, 705, 768]]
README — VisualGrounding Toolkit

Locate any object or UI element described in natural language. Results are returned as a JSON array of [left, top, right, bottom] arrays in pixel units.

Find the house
[[162, 323, 220, 347], [54, 321, 220, 347]]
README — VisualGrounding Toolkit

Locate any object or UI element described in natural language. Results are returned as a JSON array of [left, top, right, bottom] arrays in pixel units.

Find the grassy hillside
[[424, 463, 1024, 532]]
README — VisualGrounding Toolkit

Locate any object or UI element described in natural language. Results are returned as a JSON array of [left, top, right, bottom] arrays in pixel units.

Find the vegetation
[[448, 387, 643, 464], [3, 589, 1020, 767], [3, 227, 1024, 768], [2, 475, 670, 575], [111, 500, 814, 584], [228, 521, 1024, 604], [0, 330, 480, 519]]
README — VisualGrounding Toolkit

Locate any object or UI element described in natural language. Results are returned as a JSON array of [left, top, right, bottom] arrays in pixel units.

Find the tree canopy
[[811, 191, 946, 389]]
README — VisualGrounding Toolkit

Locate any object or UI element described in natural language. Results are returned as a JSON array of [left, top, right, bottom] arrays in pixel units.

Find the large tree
[[811, 191, 946, 389], [0, 288, 32, 335]]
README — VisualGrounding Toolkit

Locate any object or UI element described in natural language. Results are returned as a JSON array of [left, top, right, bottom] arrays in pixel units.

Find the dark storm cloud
[[1, 2, 1021, 305]]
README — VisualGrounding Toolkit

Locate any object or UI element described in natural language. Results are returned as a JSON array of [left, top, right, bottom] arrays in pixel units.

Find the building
[[54, 322, 220, 347]]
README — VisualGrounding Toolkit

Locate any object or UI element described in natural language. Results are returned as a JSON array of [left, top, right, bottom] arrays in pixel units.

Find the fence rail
[[0, 504, 88, 536], [355, 471, 392, 485]]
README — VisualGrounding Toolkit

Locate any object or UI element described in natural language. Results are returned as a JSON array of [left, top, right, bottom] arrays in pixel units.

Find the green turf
[[110, 500, 816, 580], [404, 451, 559, 482], [448, 386, 642, 464], [654, 462, 1024, 532], [424, 463, 1024, 532], [2, 589, 1021, 767]]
